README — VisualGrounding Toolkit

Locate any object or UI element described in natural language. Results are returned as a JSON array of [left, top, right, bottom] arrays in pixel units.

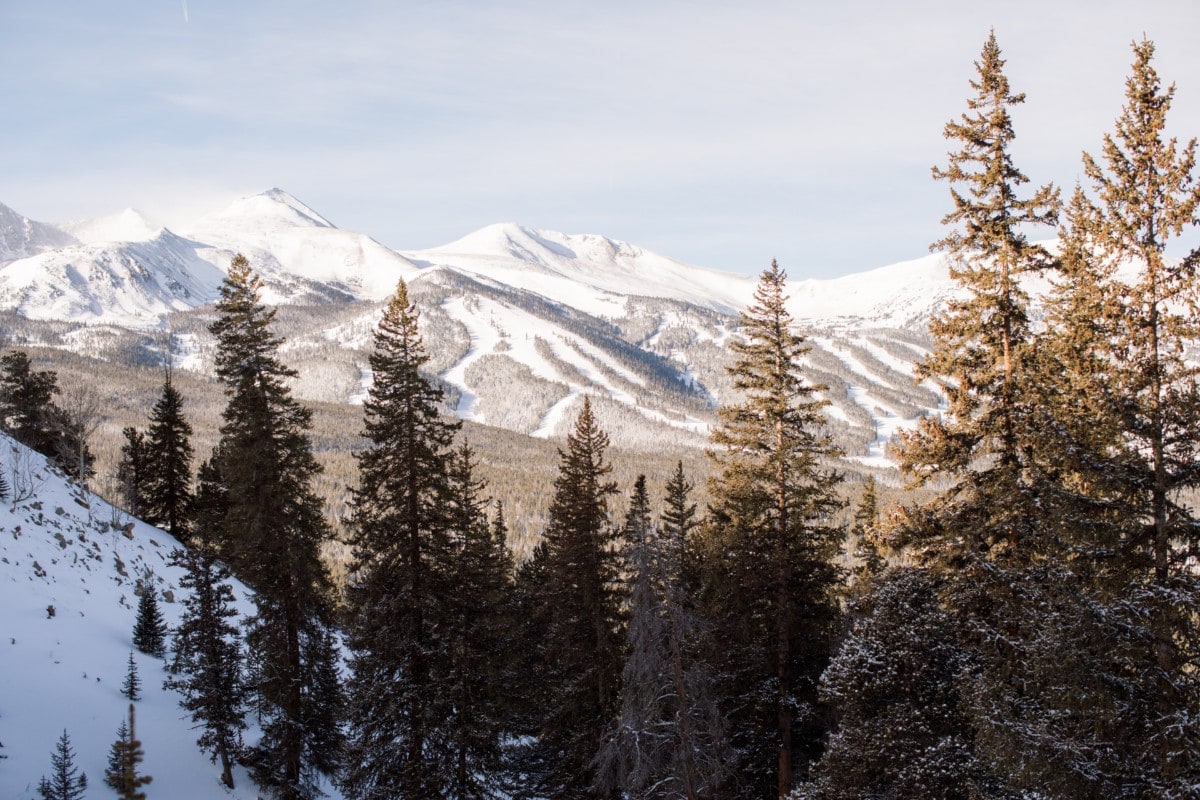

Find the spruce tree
[[1016, 37, 1200, 794], [116, 427, 149, 519], [340, 279, 461, 800], [596, 476, 730, 800], [165, 543, 246, 788], [142, 370, 194, 537], [0, 350, 87, 478], [699, 260, 844, 797], [535, 396, 622, 796], [208, 254, 341, 800], [122, 650, 141, 701], [104, 704, 152, 800], [38, 730, 87, 800], [131, 587, 167, 658], [445, 441, 516, 798], [896, 29, 1059, 564], [794, 568, 998, 800], [850, 476, 883, 585]]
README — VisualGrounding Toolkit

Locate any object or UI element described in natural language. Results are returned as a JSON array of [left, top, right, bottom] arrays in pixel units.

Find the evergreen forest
[[8, 33, 1200, 800]]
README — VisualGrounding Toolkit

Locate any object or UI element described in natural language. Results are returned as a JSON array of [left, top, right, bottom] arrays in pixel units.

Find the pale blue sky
[[3, 1, 1199, 277]]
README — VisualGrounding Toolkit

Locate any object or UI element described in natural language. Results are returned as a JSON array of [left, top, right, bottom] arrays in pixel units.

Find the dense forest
[[10, 32, 1200, 800]]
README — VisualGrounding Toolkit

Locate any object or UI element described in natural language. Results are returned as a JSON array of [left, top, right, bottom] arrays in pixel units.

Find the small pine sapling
[[122, 651, 141, 701], [132, 586, 167, 657], [37, 729, 87, 800]]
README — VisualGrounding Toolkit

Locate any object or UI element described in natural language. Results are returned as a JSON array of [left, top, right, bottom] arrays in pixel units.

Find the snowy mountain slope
[[0, 203, 78, 262], [0, 433, 342, 800], [0, 230, 226, 327], [411, 222, 756, 317], [183, 189, 424, 300]]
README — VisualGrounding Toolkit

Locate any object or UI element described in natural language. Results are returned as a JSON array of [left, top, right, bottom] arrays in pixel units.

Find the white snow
[[0, 434, 344, 800]]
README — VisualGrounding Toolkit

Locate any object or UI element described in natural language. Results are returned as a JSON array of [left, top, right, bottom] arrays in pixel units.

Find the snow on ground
[[0, 434, 343, 800]]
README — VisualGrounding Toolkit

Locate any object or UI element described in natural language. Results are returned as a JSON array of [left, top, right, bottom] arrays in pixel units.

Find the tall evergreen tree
[[142, 370, 195, 537], [165, 542, 246, 788], [104, 704, 152, 800], [1076, 37, 1200, 582], [895, 30, 1060, 564], [116, 427, 149, 519], [208, 254, 341, 800], [699, 260, 844, 797], [535, 396, 622, 797], [37, 730, 87, 800], [1015, 37, 1200, 794], [132, 587, 167, 657], [596, 476, 730, 800], [444, 441, 516, 799], [340, 279, 461, 800]]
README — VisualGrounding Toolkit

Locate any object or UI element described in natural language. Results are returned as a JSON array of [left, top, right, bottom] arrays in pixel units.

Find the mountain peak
[[58, 207, 161, 245], [194, 189, 335, 232]]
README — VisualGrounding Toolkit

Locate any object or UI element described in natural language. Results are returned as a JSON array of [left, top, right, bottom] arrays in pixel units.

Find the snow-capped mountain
[[0, 203, 78, 262], [0, 190, 949, 458], [0, 432, 336, 799]]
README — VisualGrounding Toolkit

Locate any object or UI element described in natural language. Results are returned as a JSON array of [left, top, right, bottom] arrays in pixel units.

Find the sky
[[2, 1, 1199, 279]]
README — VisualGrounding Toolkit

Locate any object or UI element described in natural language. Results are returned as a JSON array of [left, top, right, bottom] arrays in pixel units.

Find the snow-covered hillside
[[0, 434, 341, 800]]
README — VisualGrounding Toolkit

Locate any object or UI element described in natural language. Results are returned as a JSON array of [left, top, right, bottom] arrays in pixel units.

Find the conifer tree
[[208, 254, 341, 800], [116, 427, 149, 519], [132, 588, 167, 658], [794, 568, 998, 800], [165, 543, 246, 788], [104, 704, 152, 800], [596, 476, 730, 800], [850, 476, 883, 584], [1076, 38, 1200, 582], [1011, 38, 1200, 794], [142, 370, 194, 537], [122, 651, 141, 701], [896, 30, 1059, 564], [445, 441, 516, 798], [535, 396, 622, 796], [0, 351, 88, 478], [699, 260, 844, 797], [340, 279, 461, 800], [38, 730, 87, 800]]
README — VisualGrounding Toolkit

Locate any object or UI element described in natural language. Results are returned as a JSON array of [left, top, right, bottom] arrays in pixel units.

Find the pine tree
[[596, 476, 731, 800], [142, 370, 195, 537], [208, 254, 341, 800], [0, 350, 59, 456], [116, 427, 149, 519], [0, 350, 87, 478], [445, 441, 516, 798], [122, 651, 141, 701], [794, 568, 999, 800], [104, 704, 152, 800], [1076, 38, 1200, 583], [165, 544, 246, 788], [895, 30, 1060, 564], [535, 396, 622, 796], [699, 260, 844, 797], [1008, 37, 1200, 794], [850, 476, 883, 585], [340, 279, 461, 800], [38, 730, 87, 800], [131, 587, 167, 657]]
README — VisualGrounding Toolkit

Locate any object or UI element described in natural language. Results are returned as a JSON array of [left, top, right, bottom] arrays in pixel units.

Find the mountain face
[[0, 190, 949, 460]]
